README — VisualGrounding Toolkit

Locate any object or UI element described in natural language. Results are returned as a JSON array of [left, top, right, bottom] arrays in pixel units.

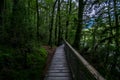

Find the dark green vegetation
[[0, 0, 120, 80], [0, 45, 47, 80], [0, 0, 47, 80]]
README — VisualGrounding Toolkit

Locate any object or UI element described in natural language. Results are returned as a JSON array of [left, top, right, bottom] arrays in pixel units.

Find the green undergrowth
[[0, 45, 47, 80]]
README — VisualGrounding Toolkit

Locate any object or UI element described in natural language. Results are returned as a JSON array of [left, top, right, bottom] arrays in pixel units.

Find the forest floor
[[42, 45, 56, 80]]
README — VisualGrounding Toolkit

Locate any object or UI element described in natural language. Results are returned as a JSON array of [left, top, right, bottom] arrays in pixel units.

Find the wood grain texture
[[44, 44, 72, 80]]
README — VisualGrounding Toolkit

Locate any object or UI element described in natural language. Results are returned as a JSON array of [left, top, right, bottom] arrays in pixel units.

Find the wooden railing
[[64, 40, 105, 80]]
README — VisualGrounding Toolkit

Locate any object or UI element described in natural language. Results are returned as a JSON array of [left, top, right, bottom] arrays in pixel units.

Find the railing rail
[[64, 40, 105, 80]]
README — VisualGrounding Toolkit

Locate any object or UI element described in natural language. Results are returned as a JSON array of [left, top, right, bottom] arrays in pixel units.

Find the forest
[[0, 0, 120, 80]]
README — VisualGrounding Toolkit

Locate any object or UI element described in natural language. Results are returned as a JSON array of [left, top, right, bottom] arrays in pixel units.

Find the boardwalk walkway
[[44, 44, 72, 80]]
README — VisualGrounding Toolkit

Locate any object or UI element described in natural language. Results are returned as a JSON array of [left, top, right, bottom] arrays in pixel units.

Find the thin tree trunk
[[55, 13, 58, 45], [0, 0, 5, 43], [48, 0, 57, 47], [36, 0, 40, 42], [65, 0, 72, 40], [57, 0, 62, 46], [0, 0, 4, 27], [65, 1, 69, 40]]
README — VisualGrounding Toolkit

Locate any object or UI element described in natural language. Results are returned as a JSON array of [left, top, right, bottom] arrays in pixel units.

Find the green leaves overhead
[[39, 3, 48, 10], [46, 0, 54, 4], [38, 0, 55, 10]]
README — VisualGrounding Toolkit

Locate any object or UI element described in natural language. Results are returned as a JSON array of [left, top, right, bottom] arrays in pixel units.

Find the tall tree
[[0, 0, 4, 27], [10, 0, 20, 47], [65, 0, 72, 40], [57, 0, 62, 45], [55, 12, 58, 45], [0, 0, 4, 43], [36, 0, 40, 42], [73, 0, 84, 49], [48, 0, 57, 47]]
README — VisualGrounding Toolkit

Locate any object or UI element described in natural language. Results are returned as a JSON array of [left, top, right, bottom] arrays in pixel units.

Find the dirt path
[[41, 46, 56, 80]]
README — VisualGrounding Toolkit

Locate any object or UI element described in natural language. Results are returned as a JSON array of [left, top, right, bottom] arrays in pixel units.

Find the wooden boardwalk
[[44, 44, 72, 80]]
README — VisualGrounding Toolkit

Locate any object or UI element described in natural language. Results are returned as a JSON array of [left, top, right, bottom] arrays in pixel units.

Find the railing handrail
[[64, 40, 105, 80]]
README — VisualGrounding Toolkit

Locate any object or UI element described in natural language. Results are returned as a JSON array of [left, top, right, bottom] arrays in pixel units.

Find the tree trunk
[[10, 0, 19, 47], [57, 0, 62, 46], [73, 0, 84, 49], [0, 0, 4, 27], [36, 0, 40, 42], [48, 0, 57, 47], [55, 14, 58, 45], [0, 0, 5, 43], [65, 0, 72, 40]]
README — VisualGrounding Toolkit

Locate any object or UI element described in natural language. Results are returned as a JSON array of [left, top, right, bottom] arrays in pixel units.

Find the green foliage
[[0, 0, 120, 80], [39, 47, 48, 57], [0, 45, 47, 80]]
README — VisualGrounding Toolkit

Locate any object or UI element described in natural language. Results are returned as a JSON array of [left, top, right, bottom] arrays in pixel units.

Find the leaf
[[39, 3, 48, 10]]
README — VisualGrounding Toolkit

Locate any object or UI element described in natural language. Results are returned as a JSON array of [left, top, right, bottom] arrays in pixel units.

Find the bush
[[0, 45, 47, 80]]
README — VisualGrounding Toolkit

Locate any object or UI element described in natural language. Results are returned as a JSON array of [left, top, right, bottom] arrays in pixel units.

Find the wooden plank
[[44, 44, 72, 80], [49, 67, 68, 70], [50, 65, 68, 67], [48, 69, 70, 73], [46, 72, 70, 77], [45, 77, 72, 80]]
